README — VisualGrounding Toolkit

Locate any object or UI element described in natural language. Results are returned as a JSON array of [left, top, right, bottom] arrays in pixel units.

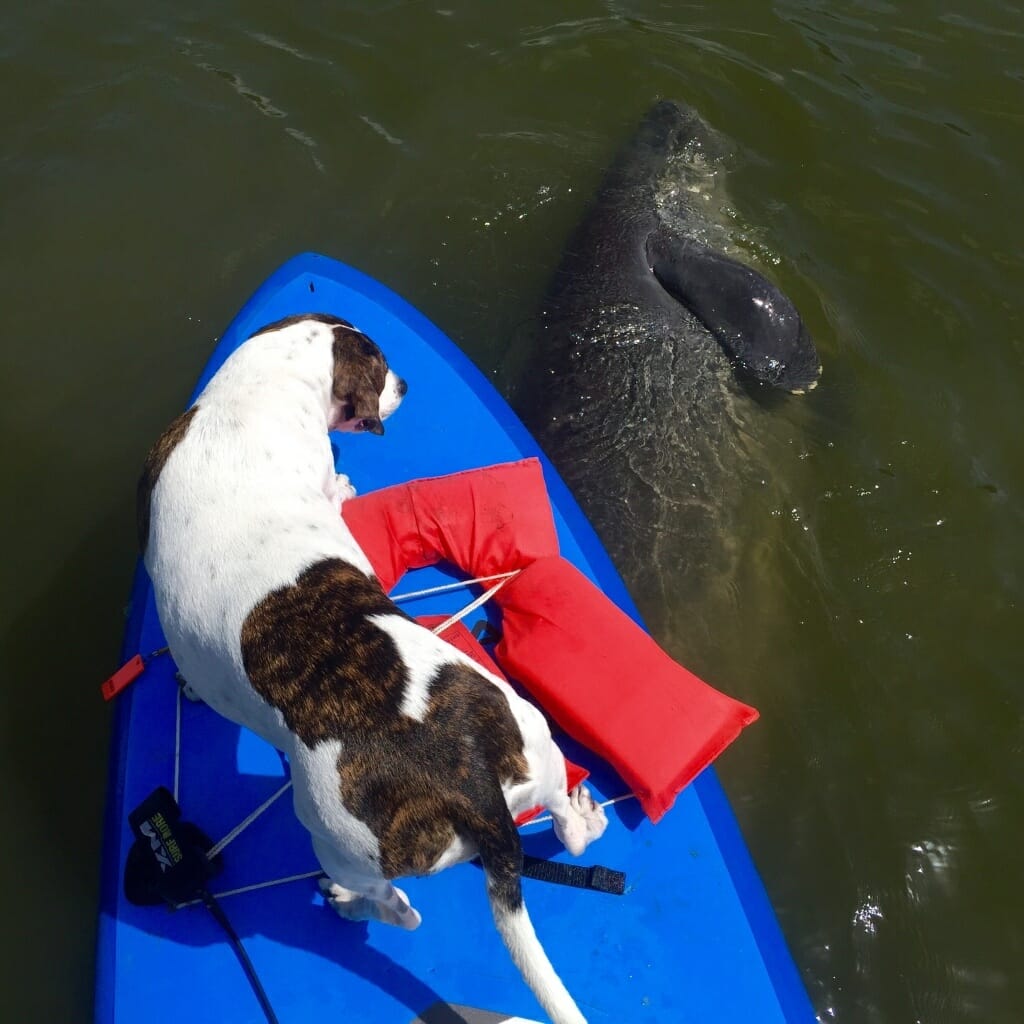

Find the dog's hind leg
[[318, 878, 421, 930], [531, 737, 607, 857], [312, 837, 422, 930]]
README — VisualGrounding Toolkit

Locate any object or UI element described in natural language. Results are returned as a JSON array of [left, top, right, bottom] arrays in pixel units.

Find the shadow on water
[[0, 506, 133, 1022]]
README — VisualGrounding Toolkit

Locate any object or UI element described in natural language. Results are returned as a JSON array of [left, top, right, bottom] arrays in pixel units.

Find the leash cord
[[201, 890, 280, 1024]]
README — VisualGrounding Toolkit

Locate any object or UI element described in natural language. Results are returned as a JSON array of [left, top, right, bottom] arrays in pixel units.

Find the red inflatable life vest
[[342, 458, 757, 823]]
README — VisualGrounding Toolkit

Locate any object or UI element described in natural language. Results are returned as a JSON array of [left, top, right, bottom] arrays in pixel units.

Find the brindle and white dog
[[138, 313, 606, 1024]]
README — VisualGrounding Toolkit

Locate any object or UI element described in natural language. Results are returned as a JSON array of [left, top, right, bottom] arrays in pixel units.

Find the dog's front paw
[[333, 473, 357, 504]]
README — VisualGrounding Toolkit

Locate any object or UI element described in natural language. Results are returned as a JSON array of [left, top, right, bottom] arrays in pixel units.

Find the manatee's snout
[[609, 99, 725, 195], [645, 99, 690, 144], [639, 99, 717, 165]]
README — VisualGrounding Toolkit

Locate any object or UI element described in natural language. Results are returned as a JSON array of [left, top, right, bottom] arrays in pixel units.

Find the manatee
[[515, 100, 820, 639]]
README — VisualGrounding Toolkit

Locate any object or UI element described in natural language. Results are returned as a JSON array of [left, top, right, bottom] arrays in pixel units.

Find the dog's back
[[140, 321, 387, 749]]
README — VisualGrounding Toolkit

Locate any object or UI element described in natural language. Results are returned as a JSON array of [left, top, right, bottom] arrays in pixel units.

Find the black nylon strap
[[521, 854, 626, 895]]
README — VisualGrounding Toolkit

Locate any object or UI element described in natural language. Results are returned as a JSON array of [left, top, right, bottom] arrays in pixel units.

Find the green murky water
[[2, 3, 1022, 1020]]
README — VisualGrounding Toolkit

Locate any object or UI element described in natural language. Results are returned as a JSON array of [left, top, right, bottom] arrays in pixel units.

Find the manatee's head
[[608, 99, 729, 195]]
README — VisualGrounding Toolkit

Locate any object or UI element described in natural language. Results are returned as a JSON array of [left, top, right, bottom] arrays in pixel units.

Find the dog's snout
[[396, 377, 408, 397]]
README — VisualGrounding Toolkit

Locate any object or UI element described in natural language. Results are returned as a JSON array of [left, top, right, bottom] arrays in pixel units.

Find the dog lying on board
[[137, 313, 606, 1024]]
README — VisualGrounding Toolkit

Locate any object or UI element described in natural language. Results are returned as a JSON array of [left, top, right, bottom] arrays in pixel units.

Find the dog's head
[[329, 322, 407, 434]]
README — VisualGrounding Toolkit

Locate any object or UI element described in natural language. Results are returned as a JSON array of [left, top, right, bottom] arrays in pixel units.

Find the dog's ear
[[331, 328, 388, 433]]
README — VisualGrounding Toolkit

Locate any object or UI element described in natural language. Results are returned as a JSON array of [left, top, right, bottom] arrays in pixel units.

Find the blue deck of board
[[96, 253, 815, 1023]]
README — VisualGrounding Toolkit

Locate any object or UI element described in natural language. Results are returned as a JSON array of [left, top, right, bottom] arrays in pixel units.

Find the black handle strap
[[521, 854, 626, 895]]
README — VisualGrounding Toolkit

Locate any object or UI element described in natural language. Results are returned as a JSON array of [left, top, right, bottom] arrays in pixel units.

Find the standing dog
[[138, 313, 607, 1024]]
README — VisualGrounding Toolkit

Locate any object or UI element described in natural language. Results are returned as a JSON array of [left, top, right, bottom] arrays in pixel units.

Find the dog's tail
[[456, 795, 588, 1024]]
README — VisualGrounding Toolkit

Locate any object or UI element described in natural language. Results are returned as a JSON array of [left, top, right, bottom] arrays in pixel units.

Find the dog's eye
[[358, 338, 377, 358]]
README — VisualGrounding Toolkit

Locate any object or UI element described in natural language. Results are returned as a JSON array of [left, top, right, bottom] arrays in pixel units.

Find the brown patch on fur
[[137, 406, 199, 553], [240, 558, 529, 882]]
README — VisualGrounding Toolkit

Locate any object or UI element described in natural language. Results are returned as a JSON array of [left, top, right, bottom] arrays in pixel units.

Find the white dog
[[138, 313, 606, 1024]]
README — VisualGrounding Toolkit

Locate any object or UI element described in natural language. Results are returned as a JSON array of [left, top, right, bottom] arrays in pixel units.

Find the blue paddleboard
[[96, 253, 814, 1023]]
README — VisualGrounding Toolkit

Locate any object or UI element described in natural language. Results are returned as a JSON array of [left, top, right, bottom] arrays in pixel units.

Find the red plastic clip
[[101, 654, 146, 702]]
